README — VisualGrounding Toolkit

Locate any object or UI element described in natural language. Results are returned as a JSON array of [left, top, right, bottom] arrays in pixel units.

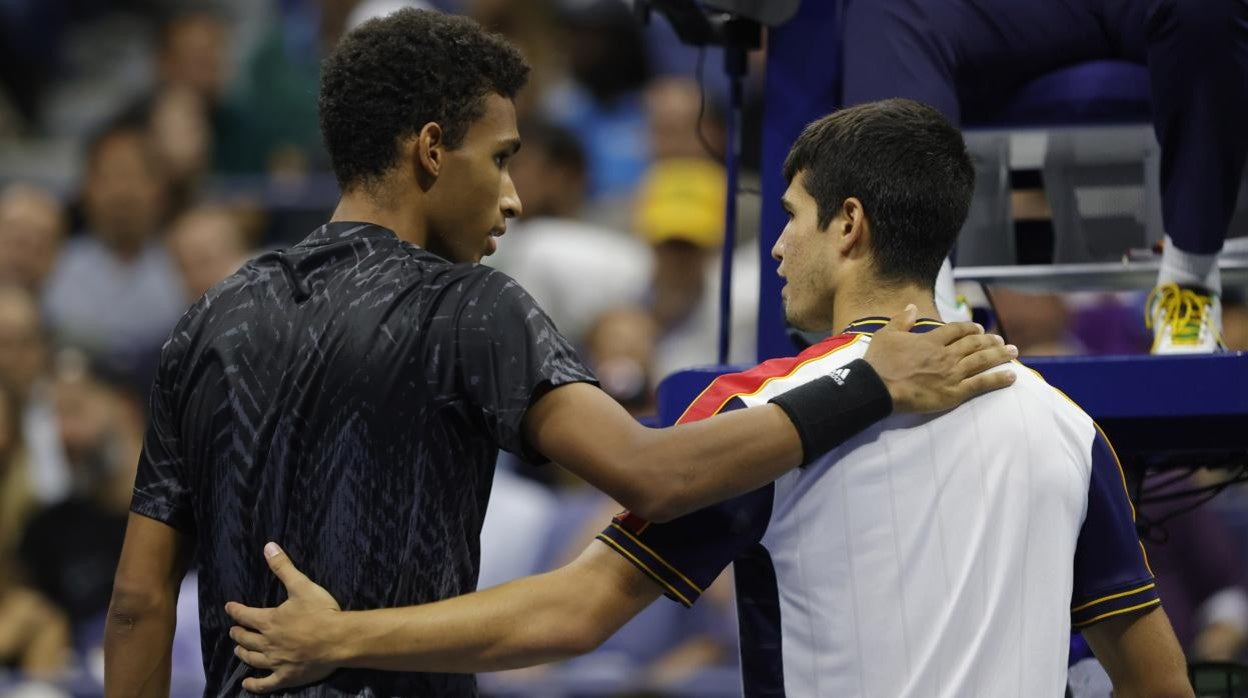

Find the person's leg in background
[[840, 0, 962, 121], [1114, 0, 1248, 352], [840, 0, 1110, 323]]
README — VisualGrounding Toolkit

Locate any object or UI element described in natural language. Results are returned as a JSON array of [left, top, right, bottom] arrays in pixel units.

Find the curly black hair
[[319, 9, 530, 191]]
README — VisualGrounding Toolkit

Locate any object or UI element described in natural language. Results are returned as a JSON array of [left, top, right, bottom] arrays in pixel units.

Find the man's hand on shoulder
[[225, 543, 342, 694], [864, 304, 1018, 413]]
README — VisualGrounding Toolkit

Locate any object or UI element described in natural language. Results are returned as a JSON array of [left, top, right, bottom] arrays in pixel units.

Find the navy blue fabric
[[840, 0, 1248, 255], [1070, 428, 1160, 628], [734, 544, 786, 698], [963, 61, 1151, 127], [597, 484, 773, 606]]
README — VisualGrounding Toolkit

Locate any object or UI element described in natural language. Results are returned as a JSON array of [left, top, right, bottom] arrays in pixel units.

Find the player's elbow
[[623, 486, 687, 523], [605, 469, 680, 523], [107, 579, 174, 632], [621, 464, 693, 523]]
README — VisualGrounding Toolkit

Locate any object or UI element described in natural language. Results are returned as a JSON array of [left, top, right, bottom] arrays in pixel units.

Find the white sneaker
[[1147, 282, 1225, 354]]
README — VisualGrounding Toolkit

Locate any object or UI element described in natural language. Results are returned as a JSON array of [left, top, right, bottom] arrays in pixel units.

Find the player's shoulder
[[727, 332, 866, 394], [974, 360, 1097, 433], [428, 263, 541, 312], [678, 333, 866, 422]]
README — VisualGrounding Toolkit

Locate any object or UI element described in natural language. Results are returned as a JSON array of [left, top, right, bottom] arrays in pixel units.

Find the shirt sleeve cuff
[[1071, 579, 1161, 629], [596, 522, 705, 608], [130, 491, 195, 534]]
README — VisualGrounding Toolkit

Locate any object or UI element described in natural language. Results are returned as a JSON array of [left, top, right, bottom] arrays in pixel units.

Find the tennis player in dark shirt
[[103, 10, 1016, 697]]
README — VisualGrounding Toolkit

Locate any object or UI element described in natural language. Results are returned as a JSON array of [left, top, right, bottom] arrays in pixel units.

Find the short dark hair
[[319, 9, 530, 191], [782, 99, 974, 287]]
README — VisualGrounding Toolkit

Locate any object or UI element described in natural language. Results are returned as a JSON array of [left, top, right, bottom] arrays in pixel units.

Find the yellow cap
[[634, 158, 726, 248]]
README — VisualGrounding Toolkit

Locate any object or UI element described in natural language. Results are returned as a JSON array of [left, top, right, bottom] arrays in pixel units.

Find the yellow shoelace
[[1145, 282, 1214, 344]]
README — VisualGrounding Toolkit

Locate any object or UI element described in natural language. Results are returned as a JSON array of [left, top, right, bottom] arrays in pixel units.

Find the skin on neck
[[830, 274, 941, 332], [330, 184, 429, 248], [329, 131, 436, 248], [823, 202, 942, 331]]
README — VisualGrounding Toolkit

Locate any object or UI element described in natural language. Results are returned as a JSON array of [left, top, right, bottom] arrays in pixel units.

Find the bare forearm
[[1084, 606, 1193, 698], [329, 570, 596, 673], [105, 514, 192, 698], [527, 385, 812, 524], [626, 405, 802, 521], [305, 545, 660, 675], [103, 596, 177, 698]]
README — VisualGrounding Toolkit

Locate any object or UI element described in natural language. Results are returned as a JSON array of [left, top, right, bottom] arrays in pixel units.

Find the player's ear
[[413, 122, 444, 186], [838, 197, 868, 255]]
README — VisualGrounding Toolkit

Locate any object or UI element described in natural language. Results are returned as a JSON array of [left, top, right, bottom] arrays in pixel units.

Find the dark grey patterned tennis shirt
[[131, 222, 595, 697]]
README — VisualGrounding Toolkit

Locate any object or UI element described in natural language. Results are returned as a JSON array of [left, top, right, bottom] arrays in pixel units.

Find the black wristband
[[768, 358, 893, 465]]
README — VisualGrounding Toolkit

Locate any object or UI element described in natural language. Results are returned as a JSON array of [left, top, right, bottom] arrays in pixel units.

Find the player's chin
[[783, 305, 810, 331], [481, 235, 499, 259]]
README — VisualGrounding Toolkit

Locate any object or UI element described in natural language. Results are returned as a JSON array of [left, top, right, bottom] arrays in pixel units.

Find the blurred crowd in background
[[0, 0, 1247, 696]]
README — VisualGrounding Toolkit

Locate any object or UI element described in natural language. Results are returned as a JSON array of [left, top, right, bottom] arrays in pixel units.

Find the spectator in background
[[0, 286, 71, 505], [214, 1, 323, 175], [635, 157, 758, 379], [0, 583, 71, 683], [989, 287, 1083, 356], [0, 383, 34, 571], [167, 206, 250, 301], [116, 8, 227, 216], [0, 184, 66, 297], [18, 357, 144, 638], [583, 307, 659, 416], [646, 77, 725, 162], [465, 0, 564, 121], [542, 0, 651, 205], [42, 119, 187, 389], [487, 119, 649, 345], [0, 379, 72, 682], [140, 85, 213, 218], [152, 6, 229, 106]]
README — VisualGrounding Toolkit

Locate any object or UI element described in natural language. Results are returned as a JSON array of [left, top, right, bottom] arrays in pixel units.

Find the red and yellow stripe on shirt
[[674, 333, 863, 424], [614, 333, 863, 537]]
